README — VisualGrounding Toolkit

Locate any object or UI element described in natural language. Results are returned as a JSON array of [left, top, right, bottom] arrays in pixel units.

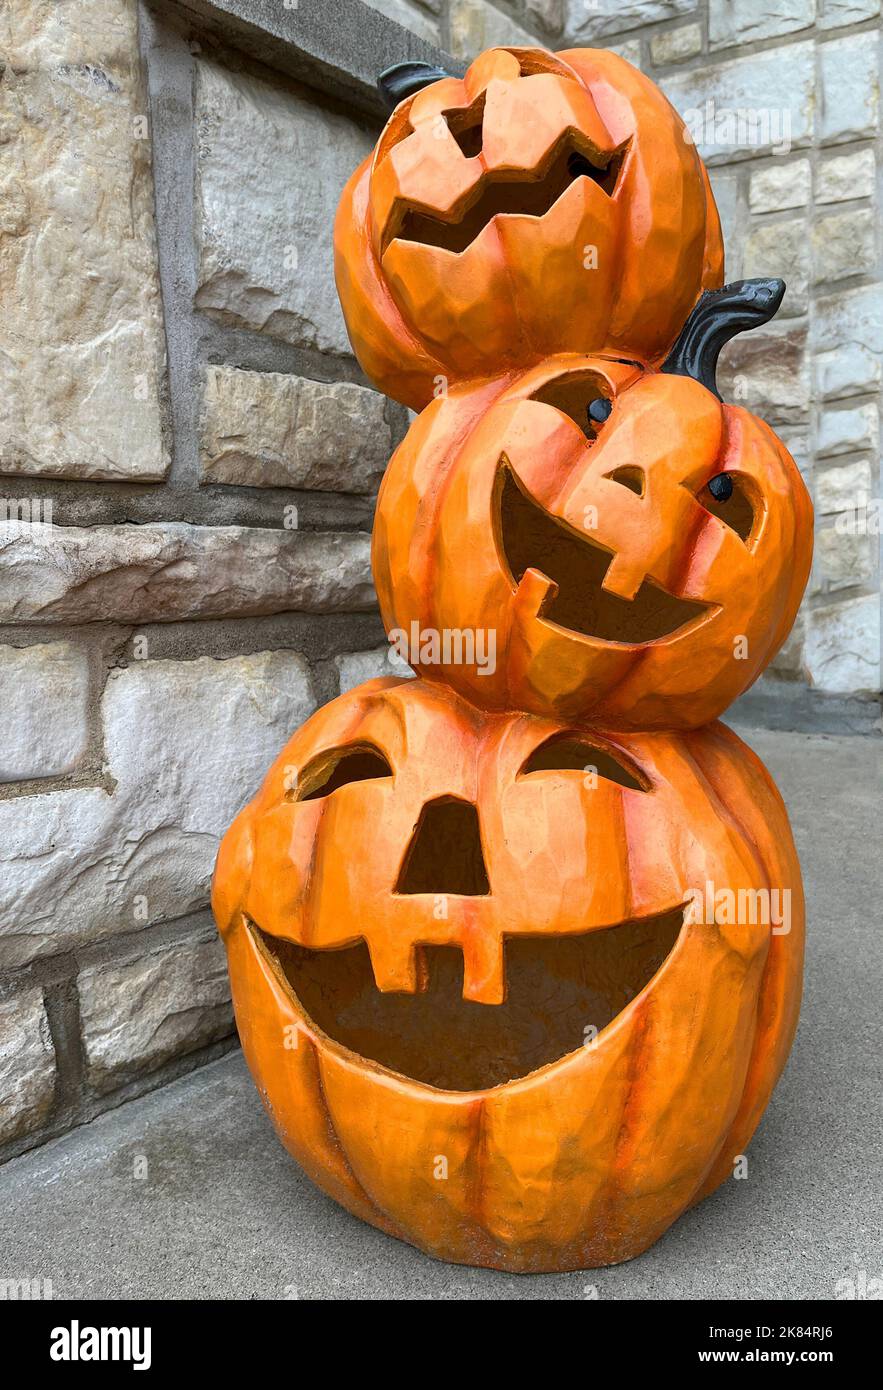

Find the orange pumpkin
[[212, 676, 804, 1273], [335, 46, 724, 409], [373, 282, 813, 730]]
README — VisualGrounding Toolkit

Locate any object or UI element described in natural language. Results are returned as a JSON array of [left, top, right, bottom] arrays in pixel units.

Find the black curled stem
[[378, 62, 453, 113], [661, 278, 786, 400]]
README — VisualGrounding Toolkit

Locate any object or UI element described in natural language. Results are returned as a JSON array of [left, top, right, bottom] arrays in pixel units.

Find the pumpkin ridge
[[679, 727, 803, 1202], [672, 735, 770, 892], [671, 731, 779, 1182], [313, 1045, 412, 1244], [594, 996, 654, 1248], [464, 1095, 490, 1238]]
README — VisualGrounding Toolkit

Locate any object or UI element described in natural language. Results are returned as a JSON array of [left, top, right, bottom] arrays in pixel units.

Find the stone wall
[[1, 0, 880, 1159], [0, 0, 438, 1160]]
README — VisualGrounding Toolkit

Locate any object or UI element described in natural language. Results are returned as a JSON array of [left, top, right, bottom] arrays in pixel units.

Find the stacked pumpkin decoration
[[213, 47, 813, 1273]]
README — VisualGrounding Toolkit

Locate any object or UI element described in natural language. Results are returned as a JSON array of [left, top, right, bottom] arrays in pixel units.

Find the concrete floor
[[1, 726, 880, 1300]]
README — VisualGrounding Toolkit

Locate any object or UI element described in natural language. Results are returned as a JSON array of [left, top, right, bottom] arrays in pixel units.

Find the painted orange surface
[[212, 678, 804, 1273], [334, 46, 724, 409], [373, 356, 813, 729]]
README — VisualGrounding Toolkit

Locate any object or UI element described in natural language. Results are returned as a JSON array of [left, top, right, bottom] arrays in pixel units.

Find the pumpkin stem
[[661, 278, 785, 400], [378, 62, 453, 113]]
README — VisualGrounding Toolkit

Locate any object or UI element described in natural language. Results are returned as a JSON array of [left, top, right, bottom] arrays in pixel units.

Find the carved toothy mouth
[[383, 134, 627, 258], [246, 906, 685, 1092], [497, 464, 714, 646]]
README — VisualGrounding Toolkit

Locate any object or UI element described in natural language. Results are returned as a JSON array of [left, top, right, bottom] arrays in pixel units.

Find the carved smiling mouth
[[383, 133, 627, 258], [247, 907, 684, 1091], [497, 464, 713, 646]]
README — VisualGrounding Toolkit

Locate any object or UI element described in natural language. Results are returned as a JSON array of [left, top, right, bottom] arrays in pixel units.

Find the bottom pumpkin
[[211, 677, 804, 1273]]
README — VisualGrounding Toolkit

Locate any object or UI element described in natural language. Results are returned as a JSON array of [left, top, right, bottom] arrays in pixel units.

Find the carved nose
[[396, 797, 490, 896]]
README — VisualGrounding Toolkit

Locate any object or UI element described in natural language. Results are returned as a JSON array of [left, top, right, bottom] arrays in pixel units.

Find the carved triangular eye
[[294, 745, 393, 801], [530, 372, 612, 438], [697, 472, 757, 543], [606, 465, 644, 496], [519, 736, 648, 791]]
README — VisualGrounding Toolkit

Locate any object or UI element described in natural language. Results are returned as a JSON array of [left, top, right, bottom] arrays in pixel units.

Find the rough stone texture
[[200, 366, 390, 493], [661, 44, 815, 163], [774, 425, 810, 474], [813, 287, 883, 400], [818, 35, 879, 142], [816, 149, 877, 205], [0, 642, 91, 782], [708, 0, 815, 48], [718, 328, 810, 424], [193, 57, 372, 355], [0, 653, 317, 968], [649, 23, 702, 64], [449, 0, 543, 58], [607, 39, 644, 68], [78, 933, 234, 1094], [767, 609, 806, 676], [0, 989, 56, 1144], [743, 218, 809, 317], [707, 170, 742, 274], [0, 521, 374, 624], [812, 209, 876, 283], [814, 526, 875, 588], [818, 0, 881, 24], [566, 0, 697, 42], [815, 458, 873, 515], [749, 159, 811, 213], [360, 0, 442, 43], [523, 0, 566, 37], [805, 596, 881, 693], [816, 403, 879, 457], [335, 643, 413, 694], [0, 0, 168, 481]]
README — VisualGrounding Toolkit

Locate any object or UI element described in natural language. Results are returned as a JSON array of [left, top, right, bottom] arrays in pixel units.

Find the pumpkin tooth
[[367, 940, 426, 994], [461, 934, 506, 1005], [513, 565, 558, 619], [600, 549, 646, 601]]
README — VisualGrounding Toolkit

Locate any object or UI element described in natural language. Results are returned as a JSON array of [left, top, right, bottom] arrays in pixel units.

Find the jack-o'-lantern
[[373, 280, 813, 730], [334, 46, 724, 409], [212, 677, 804, 1273]]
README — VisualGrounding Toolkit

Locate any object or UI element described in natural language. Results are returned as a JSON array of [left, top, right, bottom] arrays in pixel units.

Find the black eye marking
[[295, 745, 393, 802], [529, 372, 614, 441], [519, 736, 649, 791], [698, 473, 755, 543], [707, 473, 734, 502], [587, 397, 613, 427]]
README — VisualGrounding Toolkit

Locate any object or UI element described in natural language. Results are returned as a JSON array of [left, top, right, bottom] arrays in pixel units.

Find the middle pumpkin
[[373, 354, 813, 730]]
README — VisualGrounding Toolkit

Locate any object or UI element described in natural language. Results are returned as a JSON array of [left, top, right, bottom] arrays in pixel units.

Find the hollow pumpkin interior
[[254, 906, 683, 1091]]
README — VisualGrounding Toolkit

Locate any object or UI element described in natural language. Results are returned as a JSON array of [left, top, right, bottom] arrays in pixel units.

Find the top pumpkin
[[334, 46, 724, 410]]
